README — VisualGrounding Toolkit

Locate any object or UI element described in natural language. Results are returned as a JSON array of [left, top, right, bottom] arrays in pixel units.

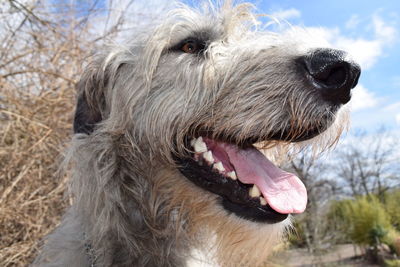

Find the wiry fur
[[34, 2, 350, 267]]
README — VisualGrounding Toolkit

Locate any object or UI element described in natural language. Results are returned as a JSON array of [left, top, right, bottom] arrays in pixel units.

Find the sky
[[90, 0, 400, 134]]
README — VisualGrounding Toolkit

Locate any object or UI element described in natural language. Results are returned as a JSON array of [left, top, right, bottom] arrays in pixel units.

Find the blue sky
[[97, 0, 400, 133]]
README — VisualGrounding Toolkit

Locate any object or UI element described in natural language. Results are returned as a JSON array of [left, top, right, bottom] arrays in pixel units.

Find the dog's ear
[[73, 68, 106, 134]]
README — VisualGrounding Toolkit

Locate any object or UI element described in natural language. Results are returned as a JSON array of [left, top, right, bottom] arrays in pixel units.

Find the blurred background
[[0, 0, 399, 266]]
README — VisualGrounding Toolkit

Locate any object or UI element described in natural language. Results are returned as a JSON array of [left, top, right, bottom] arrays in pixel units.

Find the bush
[[329, 195, 393, 247], [384, 229, 400, 256], [385, 190, 400, 231], [385, 259, 400, 267]]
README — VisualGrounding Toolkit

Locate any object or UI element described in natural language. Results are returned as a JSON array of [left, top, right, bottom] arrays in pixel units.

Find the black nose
[[300, 48, 361, 104]]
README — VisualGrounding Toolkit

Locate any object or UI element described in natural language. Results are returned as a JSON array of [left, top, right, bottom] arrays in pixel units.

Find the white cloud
[[383, 101, 400, 126], [270, 8, 301, 21], [384, 101, 400, 112], [384, 102, 400, 126], [346, 14, 361, 29], [301, 15, 397, 70], [349, 84, 378, 111], [396, 114, 400, 125], [351, 98, 400, 129], [334, 38, 382, 69], [372, 15, 397, 42]]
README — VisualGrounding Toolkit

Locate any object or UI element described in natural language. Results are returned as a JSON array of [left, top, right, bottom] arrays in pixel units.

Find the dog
[[33, 2, 360, 266]]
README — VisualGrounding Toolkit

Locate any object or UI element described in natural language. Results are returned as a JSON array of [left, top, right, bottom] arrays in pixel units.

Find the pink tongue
[[223, 144, 307, 214]]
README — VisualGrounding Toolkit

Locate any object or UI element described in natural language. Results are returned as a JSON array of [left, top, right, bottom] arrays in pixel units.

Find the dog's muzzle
[[175, 136, 308, 223], [300, 48, 361, 105]]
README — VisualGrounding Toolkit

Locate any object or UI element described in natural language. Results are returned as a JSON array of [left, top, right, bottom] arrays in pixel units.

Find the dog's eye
[[180, 39, 205, 54]]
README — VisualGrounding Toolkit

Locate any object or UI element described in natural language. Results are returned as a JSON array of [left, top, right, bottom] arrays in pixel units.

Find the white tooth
[[194, 137, 207, 153], [203, 151, 214, 164], [249, 184, 261, 198], [259, 197, 267, 206], [213, 162, 225, 172], [190, 138, 196, 147], [227, 171, 237, 180]]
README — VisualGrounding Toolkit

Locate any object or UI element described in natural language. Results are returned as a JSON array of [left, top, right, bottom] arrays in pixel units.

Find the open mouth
[[175, 135, 309, 224]]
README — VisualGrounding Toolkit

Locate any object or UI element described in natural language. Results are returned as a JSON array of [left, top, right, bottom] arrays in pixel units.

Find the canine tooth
[[203, 151, 214, 164], [213, 162, 225, 172], [194, 137, 207, 153], [190, 138, 197, 147], [227, 171, 237, 180], [249, 184, 261, 198], [259, 197, 267, 206]]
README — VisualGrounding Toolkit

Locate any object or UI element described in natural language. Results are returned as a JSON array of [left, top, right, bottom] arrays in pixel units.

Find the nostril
[[311, 64, 348, 88]]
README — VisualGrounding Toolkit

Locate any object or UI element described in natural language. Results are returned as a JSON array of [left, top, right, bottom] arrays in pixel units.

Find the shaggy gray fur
[[33, 2, 352, 267]]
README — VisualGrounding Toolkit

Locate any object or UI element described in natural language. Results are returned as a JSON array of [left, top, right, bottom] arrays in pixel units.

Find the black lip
[[174, 153, 289, 223], [269, 114, 336, 142], [197, 121, 332, 147], [269, 126, 326, 142]]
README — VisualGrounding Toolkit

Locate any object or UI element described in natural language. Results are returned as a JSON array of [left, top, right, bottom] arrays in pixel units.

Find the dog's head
[[73, 2, 360, 265]]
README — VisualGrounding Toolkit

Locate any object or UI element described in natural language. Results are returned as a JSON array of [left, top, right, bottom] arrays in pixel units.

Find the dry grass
[[0, 1, 130, 265], [0, 85, 74, 266]]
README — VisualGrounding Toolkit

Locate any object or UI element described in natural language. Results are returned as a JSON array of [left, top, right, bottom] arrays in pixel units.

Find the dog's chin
[[174, 126, 329, 224]]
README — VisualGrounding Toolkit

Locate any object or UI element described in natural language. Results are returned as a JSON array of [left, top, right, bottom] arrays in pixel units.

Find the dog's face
[[73, 3, 360, 264], [130, 4, 360, 222]]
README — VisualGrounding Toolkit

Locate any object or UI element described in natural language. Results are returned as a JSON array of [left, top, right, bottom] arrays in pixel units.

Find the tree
[[335, 129, 400, 200]]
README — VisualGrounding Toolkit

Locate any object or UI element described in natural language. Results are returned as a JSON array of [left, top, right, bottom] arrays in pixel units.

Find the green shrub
[[330, 195, 393, 246], [385, 190, 400, 231], [383, 229, 400, 256], [326, 199, 355, 243], [385, 259, 400, 267]]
